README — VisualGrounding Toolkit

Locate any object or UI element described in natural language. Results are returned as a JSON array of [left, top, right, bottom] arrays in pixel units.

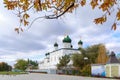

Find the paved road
[[0, 73, 117, 80]]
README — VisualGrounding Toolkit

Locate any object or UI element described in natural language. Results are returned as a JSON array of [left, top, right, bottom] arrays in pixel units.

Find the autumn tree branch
[[28, 2, 75, 29], [45, 2, 74, 19]]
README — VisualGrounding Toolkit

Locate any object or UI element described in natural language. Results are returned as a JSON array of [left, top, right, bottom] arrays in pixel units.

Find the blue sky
[[0, 1, 120, 66]]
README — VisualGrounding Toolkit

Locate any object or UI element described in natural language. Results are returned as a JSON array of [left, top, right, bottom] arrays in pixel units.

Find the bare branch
[[45, 2, 74, 19], [27, 2, 75, 29], [28, 16, 45, 29]]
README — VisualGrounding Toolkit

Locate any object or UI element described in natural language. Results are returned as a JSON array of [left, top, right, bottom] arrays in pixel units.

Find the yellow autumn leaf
[[14, 28, 19, 34], [90, 0, 98, 9], [116, 10, 120, 20], [111, 23, 117, 30], [24, 20, 29, 26], [80, 0, 86, 6], [23, 13, 30, 19], [94, 16, 107, 24]]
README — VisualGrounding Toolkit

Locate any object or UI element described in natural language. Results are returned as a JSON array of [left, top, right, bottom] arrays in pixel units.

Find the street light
[[84, 57, 88, 66], [84, 57, 88, 60]]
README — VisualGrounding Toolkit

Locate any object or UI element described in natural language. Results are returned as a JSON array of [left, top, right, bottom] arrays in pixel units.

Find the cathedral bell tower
[[62, 35, 72, 48]]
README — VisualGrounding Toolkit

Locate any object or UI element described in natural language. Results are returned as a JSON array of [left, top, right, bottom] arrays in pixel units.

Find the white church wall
[[39, 49, 81, 70], [62, 49, 80, 55], [50, 50, 63, 64], [63, 43, 71, 48]]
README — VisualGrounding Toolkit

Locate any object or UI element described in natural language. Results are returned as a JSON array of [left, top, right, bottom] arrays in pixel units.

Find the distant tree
[[14, 59, 28, 71], [3, 0, 119, 33], [72, 53, 85, 70], [96, 44, 109, 64], [0, 62, 12, 71], [14, 59, 39, 71], [72, 45, 99, 70], [79, 48, 86, 56], [85, 44, 100, 63], [80, 64, 91, 76], [72, 44, 108, 69], [57, 55, 70, 70], [27, 59, 38, 69]]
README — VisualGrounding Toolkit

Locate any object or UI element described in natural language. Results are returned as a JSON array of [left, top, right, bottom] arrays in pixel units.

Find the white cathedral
[[38, 35, 83, 74]]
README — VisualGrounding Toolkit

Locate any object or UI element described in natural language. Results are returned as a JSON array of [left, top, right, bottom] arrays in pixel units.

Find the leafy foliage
[[27, 59, 38, 69], [72, 44, 108, 69], [96, 44, 109, 64], [57, 55, 70, 69], [72, 53, 85, 70], [0, 62, 12, 71], [14, 59, 38, 71], [85, 44, 100, 63], [14, 59, 28, 71], [3, 0, 120, 33], [80, 64, 91, 76]]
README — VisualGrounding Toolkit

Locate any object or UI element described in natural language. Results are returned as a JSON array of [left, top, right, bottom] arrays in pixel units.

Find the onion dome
[[45, 53, 50, 56], [63, 35, 71, 43], [54, 42, 58, 47], [78, 40, 83, 45]]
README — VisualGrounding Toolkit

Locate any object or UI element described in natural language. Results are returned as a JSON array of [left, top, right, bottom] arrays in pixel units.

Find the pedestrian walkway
[[0, 73, 117, 80]]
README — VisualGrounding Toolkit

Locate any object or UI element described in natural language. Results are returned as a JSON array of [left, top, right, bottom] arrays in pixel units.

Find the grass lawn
[[0, 71, 27, 75]]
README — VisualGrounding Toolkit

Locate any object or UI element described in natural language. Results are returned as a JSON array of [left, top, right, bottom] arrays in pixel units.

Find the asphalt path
[[0, 73, 117, 80]]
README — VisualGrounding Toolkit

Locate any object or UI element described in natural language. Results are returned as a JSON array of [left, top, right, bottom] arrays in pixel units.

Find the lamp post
[[83, 57, 90, 76], [84, 57, 88, 60], [84, 57, 88, 66]]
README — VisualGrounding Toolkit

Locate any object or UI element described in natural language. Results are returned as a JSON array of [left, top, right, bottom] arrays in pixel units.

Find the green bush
[[80, 64, 91, 76]]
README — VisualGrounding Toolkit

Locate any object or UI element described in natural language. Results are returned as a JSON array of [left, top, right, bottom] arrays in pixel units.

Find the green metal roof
[[78, 40, 83, 45], [54, 42, 58, 46], [63, 35, 71, 43]]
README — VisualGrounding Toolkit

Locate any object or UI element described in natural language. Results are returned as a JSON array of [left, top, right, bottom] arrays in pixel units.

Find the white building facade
[[39, 35, 83, 74]]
